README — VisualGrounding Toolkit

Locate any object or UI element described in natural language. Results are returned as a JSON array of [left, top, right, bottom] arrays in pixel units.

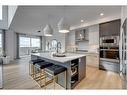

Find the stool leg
[[40, 69, 42, 87], [53, 76, 56, 89], [34, 66, 37, 79], [44, 69, 46, 89], [64, 71, 67, 89], [32, 65, 33, 77], [33, 65, 35, 79], [29, 63, 31, 76]]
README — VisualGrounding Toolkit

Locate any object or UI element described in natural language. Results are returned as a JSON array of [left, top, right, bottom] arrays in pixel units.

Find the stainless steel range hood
[[76, 29, 89, 42]]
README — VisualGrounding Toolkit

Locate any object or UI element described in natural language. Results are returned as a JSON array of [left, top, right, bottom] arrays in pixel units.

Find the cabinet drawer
[[99, 60, 120, 73]]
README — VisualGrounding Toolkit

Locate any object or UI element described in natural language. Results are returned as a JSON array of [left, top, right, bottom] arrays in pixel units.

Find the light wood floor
[[3, 57, 122, 89]]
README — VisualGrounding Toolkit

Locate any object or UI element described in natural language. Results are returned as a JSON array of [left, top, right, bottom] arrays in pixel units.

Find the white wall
[[0, 6, 8, 29], [0, 6, 18, 60], [0, 6, 17, 29], [5, 30, 17, 60], [8, 6, 17, 28]]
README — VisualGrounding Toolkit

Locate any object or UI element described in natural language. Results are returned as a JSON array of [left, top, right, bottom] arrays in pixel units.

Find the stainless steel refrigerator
[[0, 58, 3, 88], [119, 18, 127, 89]]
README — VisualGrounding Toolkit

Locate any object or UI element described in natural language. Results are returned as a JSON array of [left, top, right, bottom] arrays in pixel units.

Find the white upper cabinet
[[67, 30, 75, 45], [88, 24, 99, 45]]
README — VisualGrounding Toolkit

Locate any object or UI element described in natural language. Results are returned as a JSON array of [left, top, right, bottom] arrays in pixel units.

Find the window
[[19, 35, 41, 57], [19, 37, 30, 47], [31, 38, 40, 47], [0, 6, 2, 20]]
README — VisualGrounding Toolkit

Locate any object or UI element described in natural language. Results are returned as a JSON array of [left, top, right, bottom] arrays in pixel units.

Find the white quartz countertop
[[31, 52, 86, 63]]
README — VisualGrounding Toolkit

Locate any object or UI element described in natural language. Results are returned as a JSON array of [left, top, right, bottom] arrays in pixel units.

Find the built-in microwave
[[100, 36, 119, 46]]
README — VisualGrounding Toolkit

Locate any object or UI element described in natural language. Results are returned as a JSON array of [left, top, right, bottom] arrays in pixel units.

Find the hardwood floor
[[75, 66, 122, 89], [3, 57, 122, 89]]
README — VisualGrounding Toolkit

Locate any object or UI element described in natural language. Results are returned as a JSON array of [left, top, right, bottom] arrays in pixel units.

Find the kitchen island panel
[[31, 53, 86, 89]]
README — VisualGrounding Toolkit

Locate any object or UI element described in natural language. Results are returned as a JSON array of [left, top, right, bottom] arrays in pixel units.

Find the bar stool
[[45, 64, 67, 89], [34, 62, 53, 88], [29, 59, 44, 79]]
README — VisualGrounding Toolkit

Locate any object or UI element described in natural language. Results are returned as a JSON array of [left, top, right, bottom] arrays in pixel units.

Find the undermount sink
[[52, 53, 66, 57]]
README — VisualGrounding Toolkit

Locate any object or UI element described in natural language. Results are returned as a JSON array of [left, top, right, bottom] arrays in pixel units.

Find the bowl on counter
[[52, 53, 66, 57]]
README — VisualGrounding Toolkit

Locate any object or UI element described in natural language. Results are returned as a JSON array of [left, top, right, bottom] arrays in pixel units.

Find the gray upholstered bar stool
[[29, 59, 44, 79], [34, 62, 53, 88], [45, 64, 67, 89]]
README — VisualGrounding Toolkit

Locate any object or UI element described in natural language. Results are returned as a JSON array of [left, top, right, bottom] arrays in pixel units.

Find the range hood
[[76, 29, 89, 41]]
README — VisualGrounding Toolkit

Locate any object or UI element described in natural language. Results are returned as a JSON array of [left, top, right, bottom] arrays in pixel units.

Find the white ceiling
[[10, 6, 121, 36]]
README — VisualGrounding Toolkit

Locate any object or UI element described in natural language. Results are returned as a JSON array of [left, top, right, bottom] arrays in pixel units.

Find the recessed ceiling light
[[100, 13, 104, 16], [81, 20, 84, 22]]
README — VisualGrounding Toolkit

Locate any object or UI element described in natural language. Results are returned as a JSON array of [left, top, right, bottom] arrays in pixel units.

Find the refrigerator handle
[[119, 28, 124, 72]]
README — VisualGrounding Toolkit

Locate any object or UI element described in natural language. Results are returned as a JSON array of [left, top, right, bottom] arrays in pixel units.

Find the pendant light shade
[[43, 24, 53, 36], [58, 18, 70, 33]]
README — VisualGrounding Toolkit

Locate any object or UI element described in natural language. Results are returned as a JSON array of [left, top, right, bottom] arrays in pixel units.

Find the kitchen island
[[31, 53, 86, 89]]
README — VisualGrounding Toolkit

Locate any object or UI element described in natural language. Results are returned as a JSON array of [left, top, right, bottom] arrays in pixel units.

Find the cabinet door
[[67, 30, 75, 45], [89, 30, 94, 45], [89, 25, 99, 45], [78, 56, 86, 80], [109, 19, 120, 36], [93, 29, 99, 45], [99, 60, 120, 73], [99, 19, 120, 37], [99, 22, 109, 37]]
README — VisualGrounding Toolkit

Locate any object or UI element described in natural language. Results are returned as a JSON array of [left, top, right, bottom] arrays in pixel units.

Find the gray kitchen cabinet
[[99, 60, 120, 73], [78, 56, 86, 80], [99, 19, 120, 37]]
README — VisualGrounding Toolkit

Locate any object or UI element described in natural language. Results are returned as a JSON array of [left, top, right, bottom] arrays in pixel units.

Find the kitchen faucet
[[56, 42, 61, 53]]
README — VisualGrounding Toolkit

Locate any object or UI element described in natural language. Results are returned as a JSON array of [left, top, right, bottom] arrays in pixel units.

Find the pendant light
[[43, 15, 53, 36], [58, 18, 70, 33], [58, 7, 70, 33], [43, 24, 53, 36]]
